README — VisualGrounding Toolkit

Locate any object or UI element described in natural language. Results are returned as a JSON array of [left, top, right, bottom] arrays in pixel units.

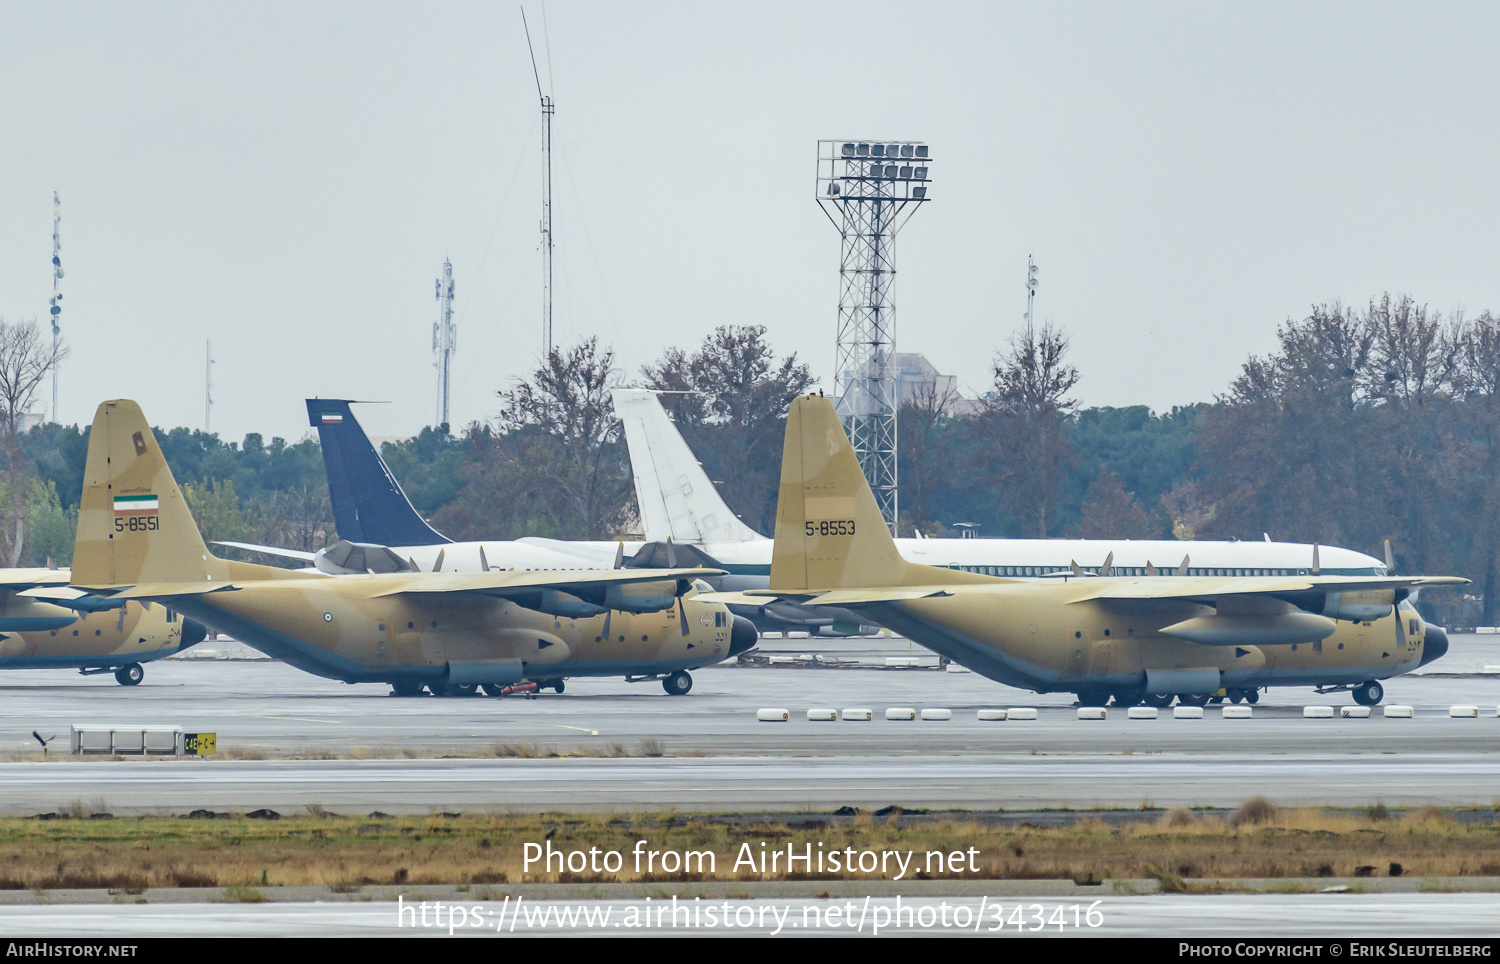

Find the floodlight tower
[[816, 140, 933, 533], [48, 192, 62, 422], [433, 258, 457, 428]]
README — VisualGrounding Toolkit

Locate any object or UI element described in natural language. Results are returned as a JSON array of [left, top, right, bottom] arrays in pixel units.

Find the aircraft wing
[[371, 567, 724, 600], [0, 569, 72, 591], [214, 541, 318, 562], [1068, 574, 1468, 606]]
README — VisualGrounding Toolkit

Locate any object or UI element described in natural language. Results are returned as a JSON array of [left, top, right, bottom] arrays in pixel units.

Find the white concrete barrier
[[1173, 706, 1204, 719], [885, 707, 916, 721], [1222, 705, 1253, 719], [920, 708, 952, 721], [768, 656, 798, 664], [1077, 706, 1107, 720], [1127, 706, 1158, 720], [841, 708, 872, 721], [1383, 704, 1414, 718], [1303, 706, 1334, 718], [806, 708, 837, 721], [756, 708, 789, 722], [884, 657, 923, 668], [977, 709, 1008, 721], [1007, 708, 1038, 721], [1450, 705, 1480, 718], [1481, 666, 1500, 675], [1340, 706, 1371, 718], [1478, 627, 1498, 634], [945, 663, 972, 673]]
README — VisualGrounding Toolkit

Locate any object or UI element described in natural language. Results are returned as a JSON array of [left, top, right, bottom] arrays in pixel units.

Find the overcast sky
[[2, 1, 1498, 443]]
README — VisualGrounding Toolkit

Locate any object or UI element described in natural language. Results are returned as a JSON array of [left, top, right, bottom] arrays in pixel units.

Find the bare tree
[[0, 319, 68, 564], [983, 322, 1079, 537]]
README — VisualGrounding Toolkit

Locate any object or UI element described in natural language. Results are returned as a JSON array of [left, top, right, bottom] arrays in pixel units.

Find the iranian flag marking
[[114, 494, 158, 517], [321, 413, 343, 424]]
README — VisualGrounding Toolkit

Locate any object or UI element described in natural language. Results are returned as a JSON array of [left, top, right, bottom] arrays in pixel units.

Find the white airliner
[[231, 395, 1387, 636]]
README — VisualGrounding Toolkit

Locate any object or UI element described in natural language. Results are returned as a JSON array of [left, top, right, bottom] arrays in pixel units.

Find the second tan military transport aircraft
[[68, 400, 746, 697], [729, 395, 1461, 707], [0, 570, 203, 685]]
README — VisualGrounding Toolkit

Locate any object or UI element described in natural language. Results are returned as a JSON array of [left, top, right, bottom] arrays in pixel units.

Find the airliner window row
[[947, 566, 1385, 577]]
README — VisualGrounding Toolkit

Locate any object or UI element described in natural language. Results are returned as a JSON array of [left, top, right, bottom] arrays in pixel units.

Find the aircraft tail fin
[[73, 400, 233, 588], [770, 395, 990, 592], [613, 389, 764, 545], [305, 399, 451, 547]]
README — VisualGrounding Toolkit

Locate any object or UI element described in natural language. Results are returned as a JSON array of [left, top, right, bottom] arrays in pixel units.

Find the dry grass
[[0, 801, 1496, 889]]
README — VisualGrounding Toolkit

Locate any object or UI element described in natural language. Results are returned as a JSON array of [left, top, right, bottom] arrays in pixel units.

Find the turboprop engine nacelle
[[1317, 589, 1397, 623], [1160, 611, 1337, 647]]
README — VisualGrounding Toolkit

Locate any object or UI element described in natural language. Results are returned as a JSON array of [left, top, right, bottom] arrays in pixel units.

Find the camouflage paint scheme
[[743, 396, 1462, 701], [71, 400, 743, 691]]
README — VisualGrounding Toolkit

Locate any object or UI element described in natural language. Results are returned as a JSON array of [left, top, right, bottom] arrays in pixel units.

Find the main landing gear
[[662, 671, 693, 696], [1352, 680, 1384, 706], [114, 663, 143, 687]]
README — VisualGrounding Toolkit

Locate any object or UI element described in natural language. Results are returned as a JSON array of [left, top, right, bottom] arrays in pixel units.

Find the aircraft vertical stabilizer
[[305, 400, 451, 547], [612, 389, 764, 545], [770, 395, 988, 592]]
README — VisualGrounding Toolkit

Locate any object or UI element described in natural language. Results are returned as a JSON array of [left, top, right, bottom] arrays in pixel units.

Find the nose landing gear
[[1352, 680, 1384, 706], [662, 671, 692, 696]]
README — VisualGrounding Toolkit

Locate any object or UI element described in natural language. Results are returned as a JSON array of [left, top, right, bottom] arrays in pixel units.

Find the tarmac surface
[[2, 893, 1498, 937], [0, 634, 1497, 814]]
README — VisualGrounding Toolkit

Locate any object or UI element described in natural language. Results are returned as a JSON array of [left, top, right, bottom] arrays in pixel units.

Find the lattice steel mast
[[816, 140, 933, 532], [523, 9, 554, 354], [48, 192, 62, 422], [433, 258, 457, 427]]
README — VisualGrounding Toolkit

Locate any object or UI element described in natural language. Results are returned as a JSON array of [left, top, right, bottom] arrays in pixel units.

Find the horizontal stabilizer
[[214, 541, 317, 563]]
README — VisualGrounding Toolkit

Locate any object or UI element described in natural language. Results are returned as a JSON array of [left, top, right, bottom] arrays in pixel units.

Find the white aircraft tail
[[613, 389, 765, 545]]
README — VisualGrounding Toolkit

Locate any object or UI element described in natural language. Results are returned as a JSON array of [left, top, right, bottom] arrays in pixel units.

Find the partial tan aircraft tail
[[72, 400, 286, 589], [769, 395, 997, 592]]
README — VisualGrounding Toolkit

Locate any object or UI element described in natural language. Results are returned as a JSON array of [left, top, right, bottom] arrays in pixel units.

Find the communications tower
[[433, 258, 456, 428], [816, 140, 933, 532], [523, 10, 554, 354], [48, 192, 62, 422]]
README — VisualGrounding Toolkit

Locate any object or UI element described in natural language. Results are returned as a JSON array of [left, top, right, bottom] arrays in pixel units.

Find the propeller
[[1384, 539, 1396, 575], [1311, 542, 1320, 576], [431, 549, 446, 573], [1099, 552, 1114, 577], [116, 601, 127, 632], [613, 542, 624, 569], [1174, 554, 1190, 576], [602, 609, 612, 641], [678, 598, 689, 637], [1145, 560, 1159, 577], [666, 537, 677, 569], [479, 546, 490, 572], [1069, 559, 1085, 577]]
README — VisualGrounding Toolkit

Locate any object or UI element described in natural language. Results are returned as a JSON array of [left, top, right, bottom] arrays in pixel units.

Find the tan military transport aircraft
[[728, 395, 1462, 708], [69, 400, 747, 697], [0, 570, 203, 685]]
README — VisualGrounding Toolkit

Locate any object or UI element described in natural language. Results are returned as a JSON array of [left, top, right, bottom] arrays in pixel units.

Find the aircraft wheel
[[1245, 689, 1260, 704], [1143, 693, 1175, 708], [1112, 692, 1142, 707], [662, 671, 692, 696], [1226, 689, 1245, 704], [390, 680, 424, 697], [442, 683, 478, 698], [114, 663, 143, 687], [1075, 688, 1110, 708], [1352, 680, 1384, 706], [1176, 693, 1209, 707], [550, 680, 565, 694]]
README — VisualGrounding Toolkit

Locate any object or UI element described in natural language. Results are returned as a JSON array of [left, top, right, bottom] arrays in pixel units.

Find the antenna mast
[[433, 258, 457, 428], [49, 192, 62, 423], [523, 9, 554, 354], [204, 339, 214, 432]]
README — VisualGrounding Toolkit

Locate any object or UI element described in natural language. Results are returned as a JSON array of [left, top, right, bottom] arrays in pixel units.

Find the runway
[[3, 893, 1498, 937], [0, 635, 1496, 813]]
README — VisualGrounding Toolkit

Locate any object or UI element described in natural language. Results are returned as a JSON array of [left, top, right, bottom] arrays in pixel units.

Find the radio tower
[[522, 9, 554, 354], [433, 258, 456, 428], [816, 140, 933, 533], [48, 192, 62, 423]]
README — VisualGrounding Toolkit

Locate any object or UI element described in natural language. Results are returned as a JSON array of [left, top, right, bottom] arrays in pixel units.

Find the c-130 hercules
[[68, 400, 747, 697], [718, 395, 1460, 708]]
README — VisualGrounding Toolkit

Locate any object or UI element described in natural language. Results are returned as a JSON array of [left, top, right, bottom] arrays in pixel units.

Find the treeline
[[11, 294, 1498, 623]]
